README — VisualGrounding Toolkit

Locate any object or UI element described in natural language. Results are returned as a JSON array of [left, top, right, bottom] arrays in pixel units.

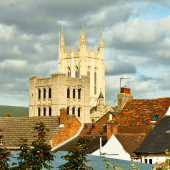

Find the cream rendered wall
[[29, 73, 90, 123], [141, 154, 169, 164], [59, 27, 105, 107], [91, 134, 131, 161]]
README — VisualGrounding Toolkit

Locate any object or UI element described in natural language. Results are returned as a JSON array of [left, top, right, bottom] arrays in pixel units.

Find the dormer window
[[151, 115, 158, 123]]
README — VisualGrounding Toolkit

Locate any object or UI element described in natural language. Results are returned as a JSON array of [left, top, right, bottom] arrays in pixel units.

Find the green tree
[[0, 130, 11, 170], [12, 122, 55, 170], [58, 136, 93, 170]]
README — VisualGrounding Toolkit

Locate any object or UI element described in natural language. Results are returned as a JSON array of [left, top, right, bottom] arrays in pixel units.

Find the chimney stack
[[59, 108, 67, 127]]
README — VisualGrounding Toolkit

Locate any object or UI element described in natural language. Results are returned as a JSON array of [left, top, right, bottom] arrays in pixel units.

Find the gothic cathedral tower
[[59, 25, 105, 107]]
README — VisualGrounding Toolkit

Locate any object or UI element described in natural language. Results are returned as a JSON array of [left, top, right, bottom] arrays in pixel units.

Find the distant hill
[[0, 105, 29, 117]]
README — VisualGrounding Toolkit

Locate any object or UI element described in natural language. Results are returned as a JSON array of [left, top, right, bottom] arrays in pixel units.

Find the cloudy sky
[[0, 0, 170, 107]]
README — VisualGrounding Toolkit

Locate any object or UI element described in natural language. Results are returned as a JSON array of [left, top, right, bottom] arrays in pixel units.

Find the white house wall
[[165, 106, 170, 116], [91, 135, 131, 161]]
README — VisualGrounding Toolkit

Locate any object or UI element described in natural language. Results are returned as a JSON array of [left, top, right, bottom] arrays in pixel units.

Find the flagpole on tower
[[58, 29, 60, 72]]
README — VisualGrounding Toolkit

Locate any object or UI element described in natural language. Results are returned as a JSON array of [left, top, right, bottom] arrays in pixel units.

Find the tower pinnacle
[[60, 26, 65, 51], [78, 31, 82, 50], [81, 23, 86, 45], [98, 28, 104, 50]]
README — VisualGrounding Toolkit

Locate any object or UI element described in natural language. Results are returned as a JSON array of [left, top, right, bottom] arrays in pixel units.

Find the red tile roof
[[116, 98, 170, 126], [78, 123, 107, 137], [115, 133, 146, 157]]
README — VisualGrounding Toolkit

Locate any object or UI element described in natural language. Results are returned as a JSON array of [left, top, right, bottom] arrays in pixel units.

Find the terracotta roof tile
[[116, 98, 170, 126], [79, 123, 107, 137]]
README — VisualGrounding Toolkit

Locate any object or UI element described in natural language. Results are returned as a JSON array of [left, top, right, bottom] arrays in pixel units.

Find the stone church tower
[[59, 26, 105, 107]]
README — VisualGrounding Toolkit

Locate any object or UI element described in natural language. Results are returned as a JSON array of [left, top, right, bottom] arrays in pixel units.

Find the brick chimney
[[107, 122, 118, 141], [59, 108, 67, 127]]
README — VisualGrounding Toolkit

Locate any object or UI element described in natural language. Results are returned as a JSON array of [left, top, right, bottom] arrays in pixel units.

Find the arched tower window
[[49, 107, 51, 116], [78, 107, 81, 117], [87, 66, 90, 77], [49, 88, 51, 98], [72, 107, 75, 115], [38, 89, 41, 99], [43, 89, 46, 98], [38, 108, 41, 116], [75, 66, 79, 78], [67, 107, 69, 115], [68, 67, 71, 77], [44, 108, 46, 116], [94, 68, 97, 95], [73, 89, 75, 98], [78, 88, 81, 99], [67, 88, 70, 98]]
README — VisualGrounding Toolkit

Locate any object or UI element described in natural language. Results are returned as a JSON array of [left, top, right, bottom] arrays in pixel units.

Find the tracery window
[[75, 66, 79, 78], [94, 68, 97, 95]]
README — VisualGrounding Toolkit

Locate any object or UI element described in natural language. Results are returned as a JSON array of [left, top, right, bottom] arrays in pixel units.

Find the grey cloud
[[105, 60, 137, 75], [0, 0, 170, 105]]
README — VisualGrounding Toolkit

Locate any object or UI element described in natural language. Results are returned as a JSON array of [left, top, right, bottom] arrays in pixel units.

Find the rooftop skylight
[[151, 115, 158, 122]]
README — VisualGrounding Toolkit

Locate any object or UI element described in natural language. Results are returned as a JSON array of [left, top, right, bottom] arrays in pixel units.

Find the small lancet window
[[43, 89, 46, 98], [68, 67, 71, 77], [44, 108, 46, 116], [67, 88, 70, 98], [72, 107, 75, 115], [38, 108, 41, 116], [73, 89, 75, 98], [49, 107, 51, 116], [67, 107, 69, 115], [78, 107, 81, 117], [38, 89, 41, 99], [49, 88, 51, 98], [78, 88, 81, 99]]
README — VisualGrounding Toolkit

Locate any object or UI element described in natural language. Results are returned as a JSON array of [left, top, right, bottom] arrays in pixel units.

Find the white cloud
[[0, 60, 27, 67]]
